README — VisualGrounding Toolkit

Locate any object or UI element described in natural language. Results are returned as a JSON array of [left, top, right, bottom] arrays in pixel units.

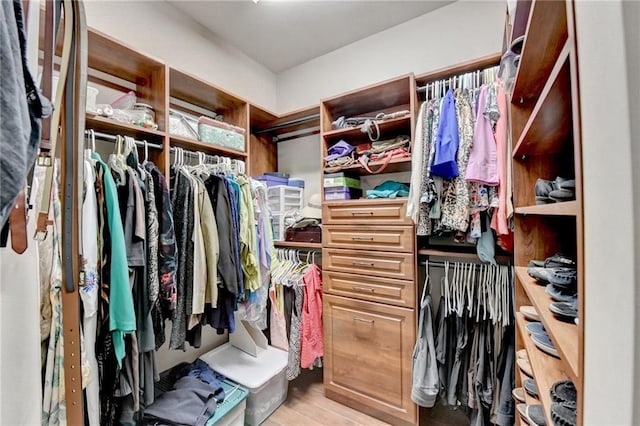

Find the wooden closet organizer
[[43, 26, 320, 423], [507, 0, 584, 425]]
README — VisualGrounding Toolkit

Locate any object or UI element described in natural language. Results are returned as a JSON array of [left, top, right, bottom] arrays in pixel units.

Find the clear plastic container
[[129, 103, 158, 129]]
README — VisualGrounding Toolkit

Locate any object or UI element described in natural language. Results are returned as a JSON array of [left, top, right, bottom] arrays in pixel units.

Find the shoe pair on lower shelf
[[514, 380, 577, 426], [535, 177, 576, 204], [550, 380, 577, 426], [527, 253, 577, 288], [521, 313, 560, 358]]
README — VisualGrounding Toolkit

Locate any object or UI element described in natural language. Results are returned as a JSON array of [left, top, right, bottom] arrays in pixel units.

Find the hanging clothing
[[0, 0, 51, 227], [431, 89, 460, 179], [491, 82, 511, 237], [93, 152, 136, 366], [81, 152, 101, 426], [237, 175, 260, 292], [441, 90, 475, 232], [407, 102, 427, 223], [170, 168, 194, 350], [286, 284, 303, 380], [417, 100, 438, 236], [466, 85, 499, 186], [300, 264, 323, 369], [189, 175, 207, 330]]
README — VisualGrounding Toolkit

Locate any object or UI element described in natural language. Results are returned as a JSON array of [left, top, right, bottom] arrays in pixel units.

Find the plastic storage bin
[[268, 185, 303, 213], [198, 116, 246, 152], [288, 178, 305, 188], [324, 186, 363, 201], [206, 380, 249, 426], [271, 213, 285, 241], [200, 343, 289, 426], [256, 175, 289, 187], [323, 176, 361, 189]]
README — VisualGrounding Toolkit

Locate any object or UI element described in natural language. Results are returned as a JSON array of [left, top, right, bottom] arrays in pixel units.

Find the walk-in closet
[[1, 1, 637, 425]]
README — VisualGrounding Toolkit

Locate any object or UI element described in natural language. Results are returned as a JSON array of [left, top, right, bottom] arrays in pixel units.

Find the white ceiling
[[167, 0, 454, 73]]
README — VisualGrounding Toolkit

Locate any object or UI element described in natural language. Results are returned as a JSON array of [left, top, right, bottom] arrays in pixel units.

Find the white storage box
[[200, 343, 289, 426], [268, 185, 303, 213], [271, 212, 285, 241]]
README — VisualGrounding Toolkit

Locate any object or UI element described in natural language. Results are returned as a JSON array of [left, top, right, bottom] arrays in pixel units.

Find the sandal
[[517, 404, 547, 426], [549, 301, 578, 323], [518, 358, 534, 377], [524, 378, 539, 399], [521, 306, 540, 321], [531, 332, 560, 358], [512, 387, 526, 403], [526, 322, 545, 335], [550, 380, 577, 408], [546, 284, 577, 303], [529, 254, 576, 268]]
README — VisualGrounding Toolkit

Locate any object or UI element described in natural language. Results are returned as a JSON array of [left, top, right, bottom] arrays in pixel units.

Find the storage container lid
[[200, 343, 288, 390]]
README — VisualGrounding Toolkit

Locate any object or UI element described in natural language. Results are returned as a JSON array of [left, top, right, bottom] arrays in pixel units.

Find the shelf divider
[[274, 241, 322, 249], [515, 267, 579, 383], [513, 41, 572, 157], [169, 135, 248, 158]]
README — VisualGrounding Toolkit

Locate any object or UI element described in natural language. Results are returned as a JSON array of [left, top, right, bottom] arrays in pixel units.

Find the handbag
[[411, 262, 439, 407]]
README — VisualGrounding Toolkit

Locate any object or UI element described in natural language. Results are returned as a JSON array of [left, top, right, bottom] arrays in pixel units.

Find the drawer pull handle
[[351, 211, 374, 216], [352, 236, 374, 241], [352, 261, 374, 267], [353, 317, 375, 324], [352, 286, 375, 293]]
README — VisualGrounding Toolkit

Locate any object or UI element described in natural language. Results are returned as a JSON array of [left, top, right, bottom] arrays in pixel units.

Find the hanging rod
[[272, 127, 320, 143], [253, 114, 320, 135], [86, 130, 164, 150], [416, 65, 500, 93]]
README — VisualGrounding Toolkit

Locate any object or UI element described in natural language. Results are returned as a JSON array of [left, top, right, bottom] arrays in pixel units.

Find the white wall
[[84, 0, 277, 111], [276, 1, 504, 201], [276, 1, 505, 112], [574, 1, 636, 424]]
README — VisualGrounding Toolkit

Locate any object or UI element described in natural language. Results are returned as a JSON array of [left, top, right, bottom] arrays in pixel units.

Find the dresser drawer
[[323, 225, 414, 253], [323, 294, 416, 425], [323, 248, 414, 281], [323, 270, 415, 307], [322, 199, 411, 225]]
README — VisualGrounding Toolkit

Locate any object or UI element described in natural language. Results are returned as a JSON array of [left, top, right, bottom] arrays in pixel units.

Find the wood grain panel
[[323, 225, 414, 253], [513, 215, 576, 267], [323, 270, 415, 308], [323, 249, 414, 281], [323, 295, 416, 425], [249, 133, 277, 176], [323, 199, 410, 225], [511, 0, 568, 103]]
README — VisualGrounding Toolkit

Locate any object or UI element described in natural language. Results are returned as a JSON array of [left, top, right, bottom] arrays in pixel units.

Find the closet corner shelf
[[323, 156, 412, 175], [322, 116, 411, 140], [511, 0, 568, 103], [274, 241, 322, 249], [516, 312, 569, 426], [515, 267, 579, 383], [86, 114, 166, 140], [514, 201, 578, 216], [169, 135, 248, 158], [512, 42, 572, 158]]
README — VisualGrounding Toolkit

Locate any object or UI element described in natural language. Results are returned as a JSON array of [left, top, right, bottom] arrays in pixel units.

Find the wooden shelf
[[516, 267, 579, 383], [170, 68, 247, 115], [418, 248, 512, 264], [86, 114, 166, 140], [513, 43, 572, 157], [324, 156, 412, 175], [322, 116, 411, 141], [515, 201, 578, 216], [274, 241, 322, 249], [251, 104, 320, 136], [516, 313, 569, 426], [169, 135, 248, 158], [321, 74, 413, 124], [511, 0, 568, 103], [415, 53, 501, 87], [509, 0, 533, 42]]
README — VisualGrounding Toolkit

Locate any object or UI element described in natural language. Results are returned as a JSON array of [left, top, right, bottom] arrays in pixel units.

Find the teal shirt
[[92, 152, 136, 366]]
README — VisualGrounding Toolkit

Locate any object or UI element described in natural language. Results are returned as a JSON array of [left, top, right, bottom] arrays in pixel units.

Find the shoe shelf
[[514, 200, 579, 216], [516, 312, 569, 426], [322, 115, 412, 141], [511, 0, 568, 104], [512, 42, 572, 158], [516, 267, 579, 383]]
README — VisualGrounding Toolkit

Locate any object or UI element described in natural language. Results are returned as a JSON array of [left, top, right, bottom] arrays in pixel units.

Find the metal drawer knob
[[352, 317, 375, 324]]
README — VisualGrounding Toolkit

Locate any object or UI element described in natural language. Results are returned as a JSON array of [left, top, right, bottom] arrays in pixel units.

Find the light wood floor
[[263, 369, 470, 426], [263, 369, 390, 426]]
